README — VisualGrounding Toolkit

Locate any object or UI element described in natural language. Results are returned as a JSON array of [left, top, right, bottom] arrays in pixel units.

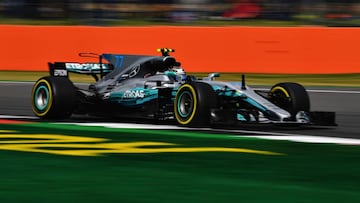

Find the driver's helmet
[[170, 66, 187, 81]]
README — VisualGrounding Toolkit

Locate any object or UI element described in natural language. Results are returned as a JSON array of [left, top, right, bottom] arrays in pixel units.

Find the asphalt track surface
[[0, 81, 359, 139]]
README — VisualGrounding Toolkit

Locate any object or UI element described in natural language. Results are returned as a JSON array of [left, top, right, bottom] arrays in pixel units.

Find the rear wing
[[48, 53, 113, 81], [48, 62, 113, 81], [48, 49, 175, 81]]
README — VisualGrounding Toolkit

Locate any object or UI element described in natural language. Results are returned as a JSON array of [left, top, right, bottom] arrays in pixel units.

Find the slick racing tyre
[[32, 76, 76, 119], [174, 82, 217, 127], [269, 82, 310, 117]]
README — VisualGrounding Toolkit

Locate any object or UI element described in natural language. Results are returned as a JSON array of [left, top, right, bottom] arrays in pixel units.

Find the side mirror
[[204, 72, 220, 81]]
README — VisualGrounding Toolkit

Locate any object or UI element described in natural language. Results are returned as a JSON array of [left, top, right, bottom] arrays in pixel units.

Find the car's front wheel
[[32, 76, 76, 119], [269, 82, 310, 118], [174, 82, 217, 127]]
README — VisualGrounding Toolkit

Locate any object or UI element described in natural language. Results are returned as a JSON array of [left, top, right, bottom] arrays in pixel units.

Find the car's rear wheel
[[32, 76, 76, 119], [269, 82, 310, 117], [174, 82, 217, 127]]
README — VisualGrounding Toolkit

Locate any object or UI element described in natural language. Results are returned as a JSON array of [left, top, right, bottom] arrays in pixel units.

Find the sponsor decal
[[54, 69, 68, 76], [66, 63, 98, 70], [123, 90, 145, 98], [0, 130, 281, 156], [65, 63, 110, 73], [128, 64, 140, 78]]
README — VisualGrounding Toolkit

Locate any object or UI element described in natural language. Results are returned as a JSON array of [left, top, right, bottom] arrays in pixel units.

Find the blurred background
[[0, 0, 359, 26]]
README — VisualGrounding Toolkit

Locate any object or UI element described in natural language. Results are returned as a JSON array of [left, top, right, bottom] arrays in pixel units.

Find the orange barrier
[[0, 25, 359, 73]]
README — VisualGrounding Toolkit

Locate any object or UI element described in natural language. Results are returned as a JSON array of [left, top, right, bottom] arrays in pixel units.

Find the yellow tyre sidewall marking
[[271, 86, 290, 98], [32, 79, 53, 117], [174, 84, 197, 125]]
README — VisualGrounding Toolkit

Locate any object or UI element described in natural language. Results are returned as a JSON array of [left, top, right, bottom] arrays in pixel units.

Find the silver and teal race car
[[31, 48, 336, 126]]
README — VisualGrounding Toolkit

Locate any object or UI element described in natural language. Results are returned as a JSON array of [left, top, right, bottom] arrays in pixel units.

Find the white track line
[[61, 122, 184, 130], [255, 88, 360, 94], [240, 135, 360, 145], [307, 89, 360, 94], [0, 115, 38, 119], [63, 122, 360, 146], [2, 115, 360, 145]]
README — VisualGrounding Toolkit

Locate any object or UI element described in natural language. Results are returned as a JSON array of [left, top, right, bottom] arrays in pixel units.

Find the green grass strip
[[0, 122, 360, 202]]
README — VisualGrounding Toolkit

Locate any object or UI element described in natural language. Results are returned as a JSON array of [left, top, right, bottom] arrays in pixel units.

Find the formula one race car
[[31, 48, 336, 126]]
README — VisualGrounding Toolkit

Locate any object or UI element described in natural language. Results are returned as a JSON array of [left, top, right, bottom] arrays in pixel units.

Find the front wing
[[209, 109, 337, 126]]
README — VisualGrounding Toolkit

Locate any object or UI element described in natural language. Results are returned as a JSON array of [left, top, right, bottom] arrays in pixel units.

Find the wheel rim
[[35, 85, 49, 111], [271, 87, 291, 111], [175, 84, 198, 125], [32, 78, 53, 117], [177, 91, 194, 118]]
